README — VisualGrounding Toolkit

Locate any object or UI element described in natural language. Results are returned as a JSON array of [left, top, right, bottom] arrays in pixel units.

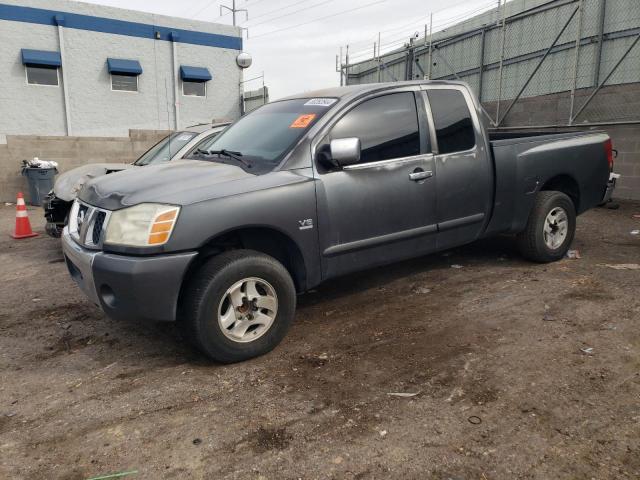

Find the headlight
[[105, 203, 180, 247]]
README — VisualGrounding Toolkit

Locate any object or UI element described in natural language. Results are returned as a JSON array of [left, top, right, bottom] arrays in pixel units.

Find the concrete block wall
[[608, 124, 640, 200], [483, 84, 640, 200], [0, 130, 168, 202], [484, 83, 640, 126]]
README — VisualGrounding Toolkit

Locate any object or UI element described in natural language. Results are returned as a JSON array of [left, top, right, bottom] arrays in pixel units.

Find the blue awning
[[180, 65, 212, 82], [107, 58, 143, 75], [21, 49, 61, 67]]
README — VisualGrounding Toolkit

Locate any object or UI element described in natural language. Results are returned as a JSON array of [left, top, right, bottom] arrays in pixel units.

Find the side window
[[427, 89, 475, 154], [330, 92, 420, 164], [188, 133, 219, 154]]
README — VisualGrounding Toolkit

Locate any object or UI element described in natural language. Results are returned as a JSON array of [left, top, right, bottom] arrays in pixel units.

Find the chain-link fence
[[342, 0, 640, 128]]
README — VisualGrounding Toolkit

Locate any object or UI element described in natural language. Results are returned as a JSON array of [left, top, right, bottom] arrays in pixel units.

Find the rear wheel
[[181, 250, 296, 363], [517, 191, 576, 263]]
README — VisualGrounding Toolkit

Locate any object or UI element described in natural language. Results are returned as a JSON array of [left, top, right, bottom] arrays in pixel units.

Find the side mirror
[[330, 138, 361, 167]]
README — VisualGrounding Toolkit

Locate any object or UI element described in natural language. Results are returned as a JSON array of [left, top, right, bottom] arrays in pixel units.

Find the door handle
[[409, 170, 433, 181]]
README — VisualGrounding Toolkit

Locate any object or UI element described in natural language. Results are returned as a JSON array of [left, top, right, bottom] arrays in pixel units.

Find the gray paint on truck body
[[68, 80, 612, 322]]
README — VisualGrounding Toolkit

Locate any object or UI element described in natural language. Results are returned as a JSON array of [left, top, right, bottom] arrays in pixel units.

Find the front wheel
[[181, 250, 296, 363], [517, 191, 576, 263], [45, 222, 64, 238]]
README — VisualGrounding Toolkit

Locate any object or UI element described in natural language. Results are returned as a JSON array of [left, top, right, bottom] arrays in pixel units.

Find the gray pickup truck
[[62, 81, 616, 363]]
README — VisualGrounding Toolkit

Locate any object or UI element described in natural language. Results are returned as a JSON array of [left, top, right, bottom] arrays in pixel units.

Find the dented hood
[[79, 160, 263, 210], [53, 163, 135, 202]]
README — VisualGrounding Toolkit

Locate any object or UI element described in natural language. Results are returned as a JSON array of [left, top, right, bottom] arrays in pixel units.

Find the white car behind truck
[[43, 122, 230, 237]]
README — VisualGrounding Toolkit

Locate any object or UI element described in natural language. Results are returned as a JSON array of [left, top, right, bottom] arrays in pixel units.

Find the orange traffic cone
[[11, 192, 39, 239]]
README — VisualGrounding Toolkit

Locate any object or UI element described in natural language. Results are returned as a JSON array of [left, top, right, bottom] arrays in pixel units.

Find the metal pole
[[345, 44, 350, 86], [56, 21, 72, 135], [572, 33, 640, 122], [405, 37, 415, 81], [339, 46, 344, 86], [220, 0, 248, 27], [498, 5, 579, 126], [593, 0, 607, 87], [377, 32, 382, 83], [478, 27, 486, 103], [414, 57, 426, 78], [427, 13, 433, 79], [568, 0, 584, 125], [171, 39, 180, 129], [372, 42, 378, 82], [495, 0, 507, 126]]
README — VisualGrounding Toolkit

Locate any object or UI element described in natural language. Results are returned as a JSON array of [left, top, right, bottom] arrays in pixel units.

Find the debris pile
[[21, 157, 59, 170]]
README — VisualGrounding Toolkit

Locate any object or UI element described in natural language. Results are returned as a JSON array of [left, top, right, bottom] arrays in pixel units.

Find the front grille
[[69, 200, 111, 249], [92, 211, 106, 245], [77, 204, 89, 231]]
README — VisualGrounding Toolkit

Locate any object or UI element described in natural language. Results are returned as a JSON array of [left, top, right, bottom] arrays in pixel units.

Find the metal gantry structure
[[339, 0, 640, 128]]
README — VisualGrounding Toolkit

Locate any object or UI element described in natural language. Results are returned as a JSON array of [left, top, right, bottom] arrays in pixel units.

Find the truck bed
[[482, 130, 610, 238]]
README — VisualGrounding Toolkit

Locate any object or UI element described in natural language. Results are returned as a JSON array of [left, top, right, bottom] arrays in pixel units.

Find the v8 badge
[[298, 219, 313, 230]]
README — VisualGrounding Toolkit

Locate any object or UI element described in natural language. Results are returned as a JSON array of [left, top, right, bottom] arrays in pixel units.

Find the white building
[[0, 0, 245, 137]]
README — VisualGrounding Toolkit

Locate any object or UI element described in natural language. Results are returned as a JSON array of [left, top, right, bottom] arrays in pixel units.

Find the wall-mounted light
[[236, 52, 252, 69]]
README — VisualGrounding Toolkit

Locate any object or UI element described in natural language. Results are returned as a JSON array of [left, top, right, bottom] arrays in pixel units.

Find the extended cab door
[[313, 89, 438, 279], [422, 86, 492, 249]]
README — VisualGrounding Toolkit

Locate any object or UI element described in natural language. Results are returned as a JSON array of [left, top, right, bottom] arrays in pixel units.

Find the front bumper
[[62, 230, 197, 322]]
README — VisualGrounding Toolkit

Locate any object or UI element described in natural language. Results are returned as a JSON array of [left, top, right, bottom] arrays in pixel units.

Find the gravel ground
[[0, 201, 639, 480]]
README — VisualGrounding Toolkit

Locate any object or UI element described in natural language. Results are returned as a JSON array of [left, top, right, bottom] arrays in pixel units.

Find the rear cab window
[[427, 89, 476, 154]]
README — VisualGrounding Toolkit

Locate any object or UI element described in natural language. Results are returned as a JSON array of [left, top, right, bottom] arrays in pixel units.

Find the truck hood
[[79, 160, 270, 210], [53, 163, 134, 202]]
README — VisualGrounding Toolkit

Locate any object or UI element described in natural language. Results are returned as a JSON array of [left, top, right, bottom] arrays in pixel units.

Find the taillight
[[604, 139, 614, 172]]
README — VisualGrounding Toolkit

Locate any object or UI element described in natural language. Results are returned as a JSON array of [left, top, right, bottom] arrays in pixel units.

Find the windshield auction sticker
[[290, 114, 317, 129], [304, 98, 337, 107]]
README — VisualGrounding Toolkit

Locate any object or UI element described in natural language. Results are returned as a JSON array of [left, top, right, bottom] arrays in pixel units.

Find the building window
[[21, 49, 62, 87], [106, 58, 142, 93], [111, 74, 138, 92], [26, 65, 59, 86], [183, 81, 206, 97], [179, 65, 211, 98]]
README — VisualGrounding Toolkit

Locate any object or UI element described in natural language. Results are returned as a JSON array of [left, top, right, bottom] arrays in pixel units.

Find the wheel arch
[[179, 226, 308, 303], [540, 174, 580, 213]]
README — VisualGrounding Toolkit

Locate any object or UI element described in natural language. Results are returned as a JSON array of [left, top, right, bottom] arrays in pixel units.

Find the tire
[[517, 191, 576, 263], [181, 249, 296, 363]]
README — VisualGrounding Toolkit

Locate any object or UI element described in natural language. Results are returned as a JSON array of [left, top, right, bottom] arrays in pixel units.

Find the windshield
[[134, 131, 198, 166], [192, 98, 335, 165]]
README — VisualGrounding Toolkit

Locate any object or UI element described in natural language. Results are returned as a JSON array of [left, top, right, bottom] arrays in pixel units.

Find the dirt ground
[[0, 200, 639, 480]]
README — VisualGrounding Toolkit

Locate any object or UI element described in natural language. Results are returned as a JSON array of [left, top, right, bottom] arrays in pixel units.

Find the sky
[[77, 0, 497, 99]]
